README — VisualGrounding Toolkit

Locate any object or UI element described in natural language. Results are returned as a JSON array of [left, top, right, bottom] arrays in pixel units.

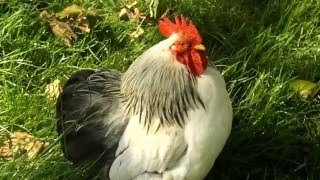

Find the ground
[[0, 0, 319, 179]]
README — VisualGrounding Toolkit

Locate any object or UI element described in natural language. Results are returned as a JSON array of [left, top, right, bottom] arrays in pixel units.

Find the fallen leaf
[[45, 79, 62, 101], [0, 131, 49, 160], [0, 146, 11, 160], [67, 16, 90, 33], [132, 7, 146, 21], [119, 8, 129, 20], [290, 79, 319, 100], [75, 16, 90, 32], [39, 10, 54, 19], [129, 27, 144, 41], [40, 5, 94, 46], [55, 4, 96, 33], [119, 1, 146, 21], [50, 20, 77, 47], [56, 4, 87, 19]]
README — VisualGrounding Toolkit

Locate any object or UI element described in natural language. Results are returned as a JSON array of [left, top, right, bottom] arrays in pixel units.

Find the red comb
[[158, 15, 202, 44]]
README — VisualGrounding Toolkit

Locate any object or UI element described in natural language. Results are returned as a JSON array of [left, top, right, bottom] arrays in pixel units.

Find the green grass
[[0, 0, 319, 179]]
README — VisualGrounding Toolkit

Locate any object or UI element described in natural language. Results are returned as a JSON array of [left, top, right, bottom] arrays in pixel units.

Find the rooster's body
[[57, 15, 232, 180]]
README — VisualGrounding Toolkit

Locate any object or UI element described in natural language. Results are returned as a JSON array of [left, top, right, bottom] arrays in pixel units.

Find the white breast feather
[[109, 67, 232, 180]]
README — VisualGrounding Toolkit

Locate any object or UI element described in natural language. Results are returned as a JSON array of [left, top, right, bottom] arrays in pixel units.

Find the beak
[[193, 44, 206, 51]]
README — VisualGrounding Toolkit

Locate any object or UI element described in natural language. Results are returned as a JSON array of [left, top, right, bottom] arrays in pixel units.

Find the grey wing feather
[[56, 69, 126, 170]]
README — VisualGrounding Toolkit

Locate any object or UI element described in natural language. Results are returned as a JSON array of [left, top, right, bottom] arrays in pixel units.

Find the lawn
[[0, 0, 319, 179]]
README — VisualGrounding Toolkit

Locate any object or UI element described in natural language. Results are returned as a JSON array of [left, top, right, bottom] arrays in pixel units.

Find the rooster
[[56, 15, 233, 180]]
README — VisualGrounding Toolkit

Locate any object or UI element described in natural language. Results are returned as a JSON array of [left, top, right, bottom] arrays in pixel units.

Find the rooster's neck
[[121, 40, 205, 129]]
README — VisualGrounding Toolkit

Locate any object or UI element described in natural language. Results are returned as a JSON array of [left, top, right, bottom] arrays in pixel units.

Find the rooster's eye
[[173, 41, 189, 53], [179, 42, 186, 46]]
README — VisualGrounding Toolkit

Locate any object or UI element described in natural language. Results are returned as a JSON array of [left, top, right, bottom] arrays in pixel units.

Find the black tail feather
[[56, 69, 123, 168], [57, 70, 104, 165]]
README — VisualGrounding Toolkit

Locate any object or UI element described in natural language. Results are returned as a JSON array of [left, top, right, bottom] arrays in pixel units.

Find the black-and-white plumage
[[56, 16, 233, 180], [56, 69, 126, 166]]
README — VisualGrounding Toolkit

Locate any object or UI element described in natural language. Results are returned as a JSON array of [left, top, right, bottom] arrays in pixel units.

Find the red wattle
[[176, 50, 208, 76]]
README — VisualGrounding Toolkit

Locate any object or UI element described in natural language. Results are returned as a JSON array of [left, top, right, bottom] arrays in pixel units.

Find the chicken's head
[[158, 15, 208, 76]]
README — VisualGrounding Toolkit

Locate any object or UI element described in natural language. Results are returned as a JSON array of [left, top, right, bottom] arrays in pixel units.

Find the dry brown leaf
[[40, 10, 77, 47], [49, 20, 77, 47], [75, 17, 90, 33], [45, 79, 62, 101], [39, 10, 54, 19], [119, 1, 146, 21], [132, 7, 146, 21], [56, 4, 87, 19], [0, 146, 11, 160], [55, 4, 95, 33], [67, 16, 90, 33], [119, 8, 129, 19], [40, 5, 93, 47], [0, 131, 49, 160]]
